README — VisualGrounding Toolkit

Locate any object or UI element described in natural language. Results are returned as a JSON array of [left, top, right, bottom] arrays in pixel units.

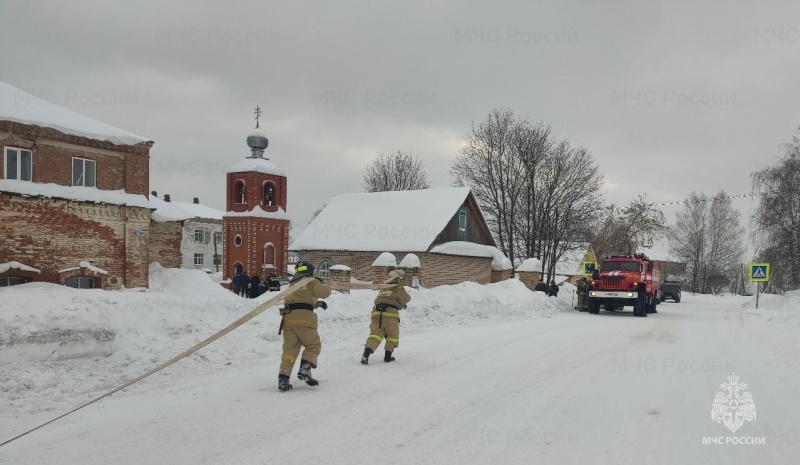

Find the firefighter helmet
[[294, 261, 315, 278]]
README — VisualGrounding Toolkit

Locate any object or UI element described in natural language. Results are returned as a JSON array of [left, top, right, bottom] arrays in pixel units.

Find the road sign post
[[748, 263, 770, 309]]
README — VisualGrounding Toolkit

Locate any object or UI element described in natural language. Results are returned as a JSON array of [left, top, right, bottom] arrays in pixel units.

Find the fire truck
[[587, 252, 660, 317]]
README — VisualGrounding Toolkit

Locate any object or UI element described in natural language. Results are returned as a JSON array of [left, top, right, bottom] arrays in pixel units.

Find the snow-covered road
[[2, 293, 799, 464]]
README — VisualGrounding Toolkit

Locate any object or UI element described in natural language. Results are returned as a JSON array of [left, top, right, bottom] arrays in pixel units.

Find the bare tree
[[361, 151, 430, 192], [751, 127, 800, 291], [669, 191, 745, 293], [669, 192, 707, 292], [523, 141, 603, 282], [451, 109, 527, 265], [591, 196, 667, 260]]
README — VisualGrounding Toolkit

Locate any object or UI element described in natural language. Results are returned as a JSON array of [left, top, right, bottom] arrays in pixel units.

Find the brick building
[[290, 187, 512, 287], [0, 81, 156, 289], [222, 126, 290, 282], [150, 193, 225, 271]]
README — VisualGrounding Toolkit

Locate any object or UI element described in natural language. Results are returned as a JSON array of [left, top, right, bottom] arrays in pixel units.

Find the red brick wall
[[149, 220, 182, 269], [1, 122, 151, 194], [223, 218, 290, 280], [226, 171, 287, 213], [0, 194, 151, 288]]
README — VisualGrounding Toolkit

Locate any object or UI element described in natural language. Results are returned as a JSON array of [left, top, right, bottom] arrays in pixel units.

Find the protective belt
[[373, 303, 399, 328], [278, 303, 316, 334]]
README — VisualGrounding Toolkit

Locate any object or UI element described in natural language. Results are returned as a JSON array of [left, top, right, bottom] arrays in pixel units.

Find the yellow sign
[[581, 261, 598, 276], [748, 263, 770, 282]]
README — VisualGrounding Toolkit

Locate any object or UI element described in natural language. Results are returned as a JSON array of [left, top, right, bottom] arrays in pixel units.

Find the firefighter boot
[[384, 351, 395, 363], [278, 374, 293, 392], [361, 347, 372, 365], [297, 360, 319, 386]]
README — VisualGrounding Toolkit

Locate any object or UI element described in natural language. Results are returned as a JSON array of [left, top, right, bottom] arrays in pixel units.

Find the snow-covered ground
[[1, 269, 799, 464]]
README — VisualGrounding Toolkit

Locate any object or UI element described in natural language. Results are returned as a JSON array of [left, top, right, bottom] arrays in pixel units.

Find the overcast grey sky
[[2, 0, 798, 245]]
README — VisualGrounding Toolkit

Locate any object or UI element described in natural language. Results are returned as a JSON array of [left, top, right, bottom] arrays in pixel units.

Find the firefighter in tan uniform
[[278, 261, 331, 392], [361, 270, 411, 365]]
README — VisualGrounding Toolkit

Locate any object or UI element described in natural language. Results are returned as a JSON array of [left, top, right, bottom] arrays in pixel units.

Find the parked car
[[660, 280, 682, 303]]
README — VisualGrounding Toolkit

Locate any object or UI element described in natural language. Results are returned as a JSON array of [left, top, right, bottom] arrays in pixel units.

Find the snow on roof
[[329, 264, 351, 271], [170, 201, 224, 221], [554, 246, 587, 276], [517, 258, 543, 273], [149, 195, 194, 222], [428, 241, 512, 270], [0, 179, 151, 209], [290, 187, 472, 252], [58, 261, 108, 275], [227, 157, 285, 177], [372, 252, 397, 267], [0, 261, 41, 274], [398, 253, 421, 268], [223, 206, 290, 220], [0, 80, 150, 145]]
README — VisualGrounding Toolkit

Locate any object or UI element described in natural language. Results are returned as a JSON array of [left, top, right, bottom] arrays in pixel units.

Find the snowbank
[[0, 267, 572, 412]]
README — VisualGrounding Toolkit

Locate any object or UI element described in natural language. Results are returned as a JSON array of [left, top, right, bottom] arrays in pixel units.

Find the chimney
[[151, 191, 157, 197], [164, 194, 171, 202], [193, 197, 199, 204]]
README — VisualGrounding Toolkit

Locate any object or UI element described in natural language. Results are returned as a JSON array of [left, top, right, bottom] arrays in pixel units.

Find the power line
[[653, 191, 774, 207]]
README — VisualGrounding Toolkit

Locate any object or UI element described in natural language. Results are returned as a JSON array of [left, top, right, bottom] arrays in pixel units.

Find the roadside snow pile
[[742, 290, 800, 330], [0, 268, 572, 413], [146, 263, 234, 300]]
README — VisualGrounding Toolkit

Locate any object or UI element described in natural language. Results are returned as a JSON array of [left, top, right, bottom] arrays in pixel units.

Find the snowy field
[[1, 267, 799, 464]]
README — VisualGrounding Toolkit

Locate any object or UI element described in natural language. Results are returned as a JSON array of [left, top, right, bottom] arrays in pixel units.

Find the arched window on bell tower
[[234, 180, 246, 205], [263, 181, 277, 207], [263, 242, 276, 269]]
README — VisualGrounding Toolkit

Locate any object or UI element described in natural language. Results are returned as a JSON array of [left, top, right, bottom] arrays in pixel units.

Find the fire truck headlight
[[627, 292, 634, 297], [590, 291, 596, 297]]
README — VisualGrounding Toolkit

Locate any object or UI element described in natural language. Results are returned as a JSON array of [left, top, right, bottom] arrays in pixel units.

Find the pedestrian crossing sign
[[748, 263, 770, 282], [582, 261, 598, 276]]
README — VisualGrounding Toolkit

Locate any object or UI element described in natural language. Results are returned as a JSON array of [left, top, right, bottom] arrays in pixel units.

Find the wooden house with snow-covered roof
[[289, 187, 512, 287], [0, 80, 178, 289]]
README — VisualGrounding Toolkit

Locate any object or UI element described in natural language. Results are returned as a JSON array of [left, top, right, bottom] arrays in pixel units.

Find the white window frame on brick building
[[193, 253, 205, 265], [317, 260, 332, 279], [4, 147, 33, 181], [72, 157, 96, 187], [194, 229, 205, 243]]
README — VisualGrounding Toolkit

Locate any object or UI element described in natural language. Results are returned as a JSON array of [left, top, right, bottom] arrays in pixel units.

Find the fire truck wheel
[[588, 299, 600, 314], [634, 292, 647, 317]]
